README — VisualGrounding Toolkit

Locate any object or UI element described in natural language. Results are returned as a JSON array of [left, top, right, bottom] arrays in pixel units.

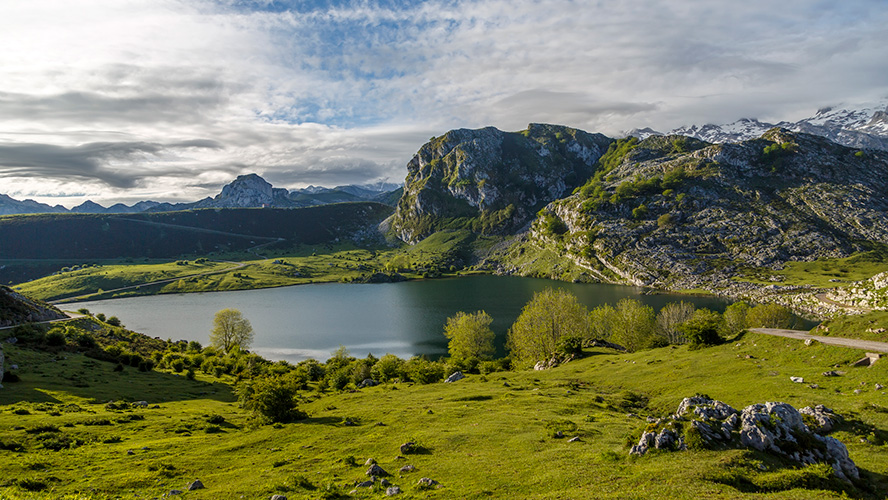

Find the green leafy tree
[[210, 308, 254, 353], [723, 301, 750, 335], [443, 311, 495, 367], [238, 376, 306, 423], [679, 309, 726, 348], [745, 304, 797, 329], [506, 288, 591, 368], [588, 304, 616, 341], [610, 298, 657, 352]]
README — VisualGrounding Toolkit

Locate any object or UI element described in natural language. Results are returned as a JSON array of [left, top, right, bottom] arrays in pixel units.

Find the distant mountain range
[[0, 175, 402, 216], [629, 101, 888, 150]]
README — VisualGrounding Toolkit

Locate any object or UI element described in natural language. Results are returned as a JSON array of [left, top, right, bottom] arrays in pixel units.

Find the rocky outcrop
[[389, 124, 613, 242], [503, 129, 888, 316], [630, 396, 858, 481], [826, 272, 888, 311], [0, 286, 67, 328]]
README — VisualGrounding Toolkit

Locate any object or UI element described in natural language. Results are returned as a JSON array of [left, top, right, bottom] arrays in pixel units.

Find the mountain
[[0, 175, 402, 216], [390, 125, 888, 314], [389, 123, 613, 242], [0, 194, 67, 216], [633, 101, 888, 151]]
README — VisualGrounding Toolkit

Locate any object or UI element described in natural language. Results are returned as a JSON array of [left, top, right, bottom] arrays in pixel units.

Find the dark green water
[[75, 275, 730, 362]]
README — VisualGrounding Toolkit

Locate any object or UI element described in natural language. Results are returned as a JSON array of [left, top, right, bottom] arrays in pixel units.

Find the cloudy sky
[[1, 0, 886, 207]]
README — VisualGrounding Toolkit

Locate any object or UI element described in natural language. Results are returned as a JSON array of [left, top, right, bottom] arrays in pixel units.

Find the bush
[[45, 329, 66, 346], [657, 213, 676, 228], [3, 371, 21, 383], [405, 357, 445, 384], [680, 309, 726, 348], [95, 313, 106, 322], [238, 376, 307, 423], [106, 316, 122, 327], [170, 359, 185, 373], [370, 354, 405, 382], [556, 335, 584, 356]]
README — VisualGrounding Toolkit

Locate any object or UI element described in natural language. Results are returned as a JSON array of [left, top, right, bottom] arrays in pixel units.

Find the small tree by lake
[[443, 310, 495, 369], [210, 308, 254, 353]]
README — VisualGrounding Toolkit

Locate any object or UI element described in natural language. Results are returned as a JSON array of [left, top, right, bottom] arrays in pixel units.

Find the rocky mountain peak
[[390, 124, 613, 242], [215, 173, 275, 207]]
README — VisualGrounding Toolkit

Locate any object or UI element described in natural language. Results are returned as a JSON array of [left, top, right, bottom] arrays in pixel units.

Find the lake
[[73, 275, 730, 363]]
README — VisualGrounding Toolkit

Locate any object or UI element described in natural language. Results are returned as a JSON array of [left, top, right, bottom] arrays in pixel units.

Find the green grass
[[735, 251, 888, 288], [13, 235, 490, 303], [2, 331, 887, 499], [816, 311, 888, 342], [14, 260, 234, 302]]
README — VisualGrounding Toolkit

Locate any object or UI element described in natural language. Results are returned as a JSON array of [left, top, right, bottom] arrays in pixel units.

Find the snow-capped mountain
[[630, 101, 888, 150]]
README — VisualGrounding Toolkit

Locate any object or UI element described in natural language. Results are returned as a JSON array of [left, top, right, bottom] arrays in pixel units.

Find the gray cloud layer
[[0, 0, 886, 206]]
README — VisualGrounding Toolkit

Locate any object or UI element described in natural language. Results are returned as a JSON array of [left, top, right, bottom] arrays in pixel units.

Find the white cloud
[[0, 0, 886, 207]]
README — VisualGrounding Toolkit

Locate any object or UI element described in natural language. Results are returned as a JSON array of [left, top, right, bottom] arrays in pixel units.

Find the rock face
[[0, 286, 68, 328], [630, 396, 859, 481], [390, 124, 613, 242], [501, 129, 888, 315]]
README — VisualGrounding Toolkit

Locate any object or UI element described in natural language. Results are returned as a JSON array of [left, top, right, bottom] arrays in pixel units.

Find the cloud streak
[[0, 0, 886, 206]]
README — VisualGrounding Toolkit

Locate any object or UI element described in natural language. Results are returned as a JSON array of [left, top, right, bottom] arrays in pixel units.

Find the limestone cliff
[[389, 124, 613, 242]]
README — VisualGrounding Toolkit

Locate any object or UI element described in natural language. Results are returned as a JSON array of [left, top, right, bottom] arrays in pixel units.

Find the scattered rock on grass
[[790, 376, 805, 383], [187, 479, 205, 490], [399, 442, 416, 454], [417, 477, 439, 489], [386, 486, 402, 496], [445, 371, 464, 383], [270, 495, 287, 500], [367, 464, 389, 477], [399, 465, 415, 473]]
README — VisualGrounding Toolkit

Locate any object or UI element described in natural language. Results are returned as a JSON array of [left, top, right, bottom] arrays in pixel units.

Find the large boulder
[[630, 396, 858, 481]]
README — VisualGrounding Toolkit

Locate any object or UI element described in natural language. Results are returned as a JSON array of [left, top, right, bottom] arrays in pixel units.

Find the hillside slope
[[501, 130, 888, 308], [0, 203, 393, 261]]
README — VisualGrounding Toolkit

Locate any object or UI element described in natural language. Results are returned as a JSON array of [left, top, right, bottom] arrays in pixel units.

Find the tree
[[745, 303, 797, 329], [723, 301, 750, 335], [610, 298, 657, 352], [588, 304, 616, 341], [679, 309, 726, 348], [656, 302, 696, 345], [443, 311, 495, 367], [507, 288, 591, 368], [210, 308, 254, 353]]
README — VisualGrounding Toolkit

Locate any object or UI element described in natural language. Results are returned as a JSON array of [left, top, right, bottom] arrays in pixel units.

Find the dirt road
[[750, 328, 888, 353]]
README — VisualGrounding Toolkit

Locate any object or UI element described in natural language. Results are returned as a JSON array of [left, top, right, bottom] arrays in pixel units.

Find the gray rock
[[380, 478, 391, 487], [790, 376, 805, 383], [399, 465, 415, 473], [364, 458, 377, 466], [568, 436, 582, 443], [270, 495, 287, 500], [168, 490, 183, 496], [822, 371, 841, 377], [355, 480, 374, 488], [386, 486, 402, 496], [799, 405, 842, 433], [444, 371, 465, 383], [399, 442, 416, 454], [367, 464, 389, 477], [186, 479, 204, 491], [358, 378, 378, 388], [417, 477, 439, 488]]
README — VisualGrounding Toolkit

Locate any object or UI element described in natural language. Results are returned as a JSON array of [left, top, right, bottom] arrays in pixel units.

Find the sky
[[0, 0, 887, 207]]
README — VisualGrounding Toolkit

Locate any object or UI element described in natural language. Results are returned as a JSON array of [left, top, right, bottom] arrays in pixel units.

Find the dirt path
[[0, 312, 87, 331], [750, 328, 888, 353]]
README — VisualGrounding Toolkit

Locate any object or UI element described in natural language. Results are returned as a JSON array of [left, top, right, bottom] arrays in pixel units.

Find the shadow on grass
[[0, 347, 236, 406]]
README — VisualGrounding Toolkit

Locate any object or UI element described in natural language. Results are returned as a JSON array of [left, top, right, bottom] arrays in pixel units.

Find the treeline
[[4, 289, 802, 426]]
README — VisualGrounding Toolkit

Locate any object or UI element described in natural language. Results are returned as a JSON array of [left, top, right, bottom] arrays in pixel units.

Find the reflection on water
[[74, 275, 729, 363]]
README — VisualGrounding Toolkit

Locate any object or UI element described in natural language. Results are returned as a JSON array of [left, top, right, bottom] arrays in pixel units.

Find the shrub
[[238, 376, 307, 423], [45, 329, 66, 346], [206, 414, 225, 425], [680, 309, 726, 348], [746, 303, 798, 329], [405, 357, 445, 384], [556, 335, 584, 356], [106, 316, 121, 327], [657, 213, 676, 228], [170, 359, 185, 373], [370, 354, 405, 382], [95, 313, 106, 322]]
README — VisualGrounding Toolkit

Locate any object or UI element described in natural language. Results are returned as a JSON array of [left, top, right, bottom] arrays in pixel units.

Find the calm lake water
[[73, 275, 730, 363]]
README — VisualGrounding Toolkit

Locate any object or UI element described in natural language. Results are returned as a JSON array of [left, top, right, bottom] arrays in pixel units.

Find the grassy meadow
[[2, 330, 888, 499], [12, 231, 493, 303]]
